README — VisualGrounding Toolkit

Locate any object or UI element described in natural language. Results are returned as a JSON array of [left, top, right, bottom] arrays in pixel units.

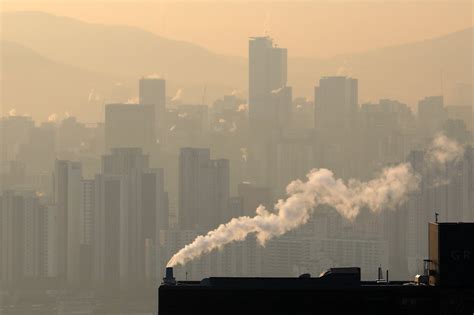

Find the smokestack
[[163, 267, 176, 285]]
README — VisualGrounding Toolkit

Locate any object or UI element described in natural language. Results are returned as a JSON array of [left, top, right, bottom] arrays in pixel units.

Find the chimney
[[163, 267, 176, 285]]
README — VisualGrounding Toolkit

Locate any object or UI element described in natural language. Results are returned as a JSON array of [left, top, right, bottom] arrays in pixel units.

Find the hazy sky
[[1, 0, 472, 58]]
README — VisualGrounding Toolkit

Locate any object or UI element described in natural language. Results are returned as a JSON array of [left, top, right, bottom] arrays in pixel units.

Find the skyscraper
[[313, 76, 359, 178], [53, 160, 82, 285], [314, 76, 358, 131], [0, 190, 47, 287], [179, 148, 230, 230], [248, 37, 287, 129], [248, 37, 289, 187], [94, 148, 167, 287], [417, 96, 446, 140], [139, 77, 166, 138]]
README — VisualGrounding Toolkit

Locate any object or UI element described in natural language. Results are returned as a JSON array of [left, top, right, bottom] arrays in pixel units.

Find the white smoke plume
[[167, 163, 419, 267], [426, 133, 464, 165], [48, 113, 58, 122], [240, 147, 248, 162], [172, 89, 183, 102], [7, 109, 28, 117], [126, 97, 139, 104], [88, 89, 101, 102], [336, 59, 353, 76], [237, 103, 249, 112], [88, 89, 95, 102], [229, 122, 237, 133], [144, 73, 162, 79]]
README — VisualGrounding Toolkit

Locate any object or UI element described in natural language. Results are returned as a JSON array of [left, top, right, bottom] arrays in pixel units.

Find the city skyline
[[0, 1, 473, 314]]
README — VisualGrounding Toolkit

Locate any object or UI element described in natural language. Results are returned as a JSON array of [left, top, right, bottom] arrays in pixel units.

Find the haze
[[1, 0, 472, 57], [1, 1, 473, 314]]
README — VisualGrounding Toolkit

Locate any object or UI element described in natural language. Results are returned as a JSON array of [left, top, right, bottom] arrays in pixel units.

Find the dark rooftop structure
[[159, 222, 474, 315]]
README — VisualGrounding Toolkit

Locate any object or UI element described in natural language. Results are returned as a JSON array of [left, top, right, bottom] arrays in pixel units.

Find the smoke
[[88, 89, 101, 102], [271, 87, 283, 94], [167, 135, 464, 268], [48, 113, 58, 122], [172, 89, 183, 102], [126, 97, 139, 104], [424, 133, 465, 188], [336, 59, 353, 76], [7, 109, 29, 117], [88, 89, 94, 102], [426, 133, 464, 165], [144, 73, 162, 79], [237, 104, 249, 112], [240, 147, 248, 162], [229, 122, 237, 133], [167, 163, 419, 267], [263, 11, 271, 36]]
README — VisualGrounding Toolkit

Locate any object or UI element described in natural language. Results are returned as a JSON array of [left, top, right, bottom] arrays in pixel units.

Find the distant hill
[[289, 28, 473, 106], [1, 11, 472, 121], [1, 11, 245, 105], [1, 40, 125, 120]]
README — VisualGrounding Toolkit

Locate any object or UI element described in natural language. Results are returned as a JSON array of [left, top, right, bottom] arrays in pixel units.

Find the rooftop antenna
[[435, 212, 439, 223], [440, 68, 444, 98], [202, 84, 207, 105], [263, 11, 271, 36]]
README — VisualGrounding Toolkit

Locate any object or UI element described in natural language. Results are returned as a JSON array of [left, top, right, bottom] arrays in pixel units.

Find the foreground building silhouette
[[159, 222, 474, 315]]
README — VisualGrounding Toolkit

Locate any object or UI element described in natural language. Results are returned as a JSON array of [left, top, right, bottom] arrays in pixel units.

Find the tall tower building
[[139, 77, 166, 138], [248, 37, 289, 188], [417, 95, 446, 140], [314, 76, 358, 131], [248, 37, 287, 129], [53, 160, 82, 285], [94, 148, 167, 287], [0, 191, 47, 287], [313, 76, 359, 178], [179, 148, 230, 230]]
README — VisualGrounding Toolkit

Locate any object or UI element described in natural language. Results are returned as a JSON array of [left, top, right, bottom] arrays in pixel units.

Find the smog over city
[[0, 0, 473, 314]]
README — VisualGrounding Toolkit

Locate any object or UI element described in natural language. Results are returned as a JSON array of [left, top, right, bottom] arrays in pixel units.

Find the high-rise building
[[248, 37, 287, 129], [417, 96, 446, 140], [17, 122, 56, 175], [275, 140, 313, 197], [179, 148, 230, 230], [248, 37, 290, 188], [53, 160, 82, 285], [93, 173, 123, 287], [314, 76, 358, 131], [79, 179, 95, 283], [104, 103, 155, 154], [139, 77, 166, 137], [0, 190, 47, 288], [313, 76, 359, 178], [0, 115, 34, 163], [94, 148, 168, 287]]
